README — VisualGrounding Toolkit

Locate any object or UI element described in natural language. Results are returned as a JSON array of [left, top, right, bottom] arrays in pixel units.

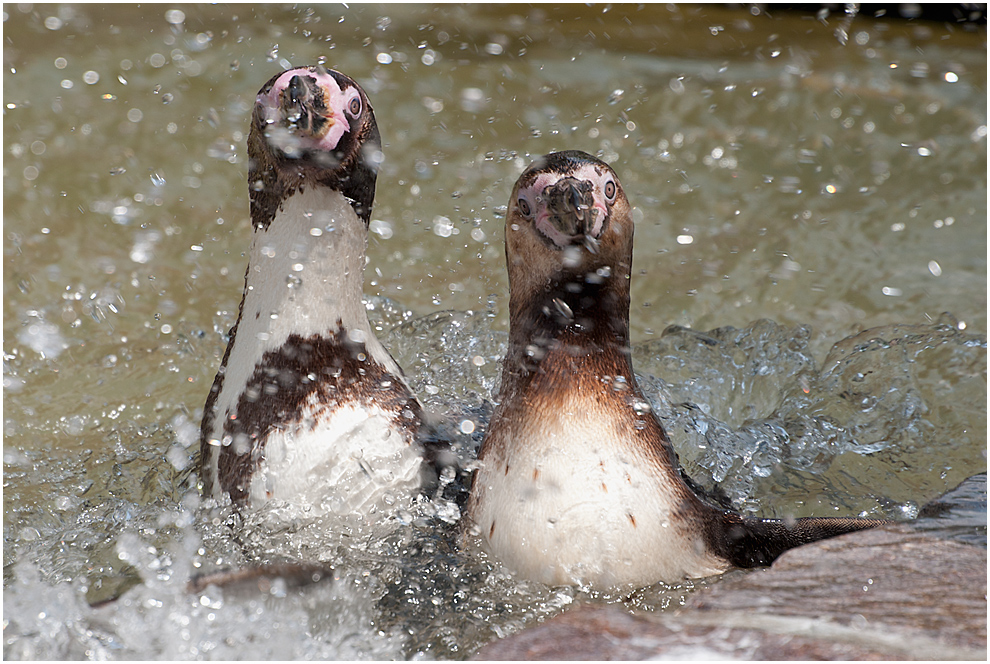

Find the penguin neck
[[221, 186, 400, 399], [502, 267, 633, 397], [247, 186, 376, 342]]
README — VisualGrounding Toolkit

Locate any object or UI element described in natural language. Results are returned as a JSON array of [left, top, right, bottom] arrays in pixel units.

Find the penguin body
[[466, 151, 883, 587]]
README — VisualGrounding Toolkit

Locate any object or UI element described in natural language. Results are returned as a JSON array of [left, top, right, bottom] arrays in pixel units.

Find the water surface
[[3, 4, 986, 659]]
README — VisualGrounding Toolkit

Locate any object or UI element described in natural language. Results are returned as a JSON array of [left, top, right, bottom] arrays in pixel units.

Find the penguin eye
[[346, 94, 362, 118], [603, 179, 617, 202], [517, 197, 533, 218]]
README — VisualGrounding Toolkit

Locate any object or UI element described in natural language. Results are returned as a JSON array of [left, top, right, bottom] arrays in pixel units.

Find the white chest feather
[[249, 398, 422, 517], [469, 391, 726, 587]]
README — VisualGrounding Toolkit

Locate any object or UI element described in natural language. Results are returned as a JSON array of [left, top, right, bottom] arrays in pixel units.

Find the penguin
[[465, 150, 884, 588], [199, 67, 425, 519]]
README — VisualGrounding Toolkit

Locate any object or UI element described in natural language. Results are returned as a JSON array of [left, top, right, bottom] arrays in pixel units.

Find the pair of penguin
[[199, 66, 883, 589]]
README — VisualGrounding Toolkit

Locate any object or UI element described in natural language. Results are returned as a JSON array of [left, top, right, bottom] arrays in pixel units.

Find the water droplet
[[369, 219, 393, 239], [562, 246, 582, 268], [432, 216, 453, 238], [551, 297, 574, 321], [459, 87, 486, 112], [269, 577, 287, 598], [18, 321, 67, 359], [130, 230, 160, 262]]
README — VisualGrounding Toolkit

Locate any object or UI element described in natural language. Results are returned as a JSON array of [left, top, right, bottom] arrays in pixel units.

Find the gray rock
[[473, 526, 987, 660]]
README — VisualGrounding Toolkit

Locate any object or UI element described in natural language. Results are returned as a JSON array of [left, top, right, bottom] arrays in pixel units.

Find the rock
[[473, 526, 987, 660]]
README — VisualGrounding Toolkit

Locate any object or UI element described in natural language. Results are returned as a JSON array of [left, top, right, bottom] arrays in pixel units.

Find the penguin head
[[505, 150, 634, 297], [247, 66, 382, 227]]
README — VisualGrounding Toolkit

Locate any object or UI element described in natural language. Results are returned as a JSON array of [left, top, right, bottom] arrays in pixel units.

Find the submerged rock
[[474, 525, 987, 660]]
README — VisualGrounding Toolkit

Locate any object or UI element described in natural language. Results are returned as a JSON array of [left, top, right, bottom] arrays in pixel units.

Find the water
[[3, 5, 986, 659]]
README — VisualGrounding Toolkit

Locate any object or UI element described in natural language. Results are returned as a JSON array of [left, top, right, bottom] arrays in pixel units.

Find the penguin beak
[[281, 74, 334, 140], [543, 177, 604, 252]]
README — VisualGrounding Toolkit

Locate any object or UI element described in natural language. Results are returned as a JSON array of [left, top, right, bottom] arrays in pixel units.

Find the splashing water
[[636, 316, 987, 519], [4, 305, 986, 659]]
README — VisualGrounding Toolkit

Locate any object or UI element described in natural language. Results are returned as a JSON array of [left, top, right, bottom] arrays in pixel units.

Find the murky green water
[[3, 4, 986, 659]]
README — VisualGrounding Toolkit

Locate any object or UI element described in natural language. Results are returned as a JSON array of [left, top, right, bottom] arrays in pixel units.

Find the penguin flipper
[[715, 512, 887, 568]]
